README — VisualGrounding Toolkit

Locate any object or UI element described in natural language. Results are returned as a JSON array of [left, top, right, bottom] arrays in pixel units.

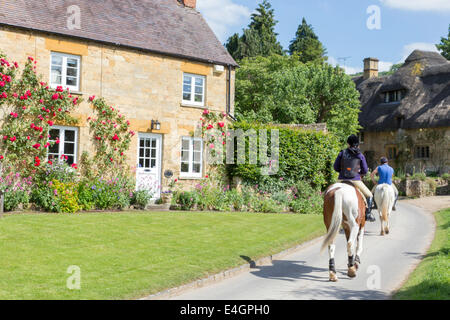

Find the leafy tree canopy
[[225, 0, 283, 61], [235, 55, 361, 143], [289, 18, 327, 64], [436, 24, 450, 60]]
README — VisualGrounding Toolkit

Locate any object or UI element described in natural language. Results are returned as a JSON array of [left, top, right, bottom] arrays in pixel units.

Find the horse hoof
[[380, 231, 385, 236], [355, 262, 359, 270], [385, 228, 390, 234], [329, 271, 338, 282], [347, 266, 357, 278]]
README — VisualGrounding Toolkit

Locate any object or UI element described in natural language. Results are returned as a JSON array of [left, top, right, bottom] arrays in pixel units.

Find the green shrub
[[4, 190, 29, 212], [228, 121, 340, 191], [173, 191, 199, 211], [53, 180, 81, 213], [441, 173, 450, 183], [131, 190, 153, 209], [289, 180, 323, 214], [411, 173, 427, 181]]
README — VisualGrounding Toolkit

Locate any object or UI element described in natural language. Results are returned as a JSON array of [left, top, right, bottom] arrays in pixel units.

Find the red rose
[[51, 93, 58, 100], [33, 143, 41, 149]]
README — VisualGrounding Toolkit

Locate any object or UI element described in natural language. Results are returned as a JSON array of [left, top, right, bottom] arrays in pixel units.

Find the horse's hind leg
[[354, 227, 365, 270], [346, 219, 359, 278], [328, 244, 338, 282]]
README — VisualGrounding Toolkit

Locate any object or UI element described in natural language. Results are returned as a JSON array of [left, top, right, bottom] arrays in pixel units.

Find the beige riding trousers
[[338, 180, 373, 198]]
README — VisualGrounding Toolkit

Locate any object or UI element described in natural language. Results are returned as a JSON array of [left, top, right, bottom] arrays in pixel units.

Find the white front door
[[136, 133, 162, 199]]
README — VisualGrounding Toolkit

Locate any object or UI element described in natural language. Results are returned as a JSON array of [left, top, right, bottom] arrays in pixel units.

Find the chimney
[[182, 0, 196, 8], [363, 57, 379, 79]]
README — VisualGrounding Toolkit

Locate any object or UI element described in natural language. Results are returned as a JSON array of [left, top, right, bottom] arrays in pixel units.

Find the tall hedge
[[227, 121, 340, 191]]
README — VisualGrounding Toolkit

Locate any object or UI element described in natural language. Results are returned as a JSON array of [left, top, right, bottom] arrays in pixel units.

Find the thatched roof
[[354, 50, 450, 132]]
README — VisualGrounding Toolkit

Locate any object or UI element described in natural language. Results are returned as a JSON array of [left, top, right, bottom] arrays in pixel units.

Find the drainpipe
[[226, 64, 236, 121]]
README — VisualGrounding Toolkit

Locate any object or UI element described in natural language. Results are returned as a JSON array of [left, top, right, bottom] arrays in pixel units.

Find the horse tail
[[380, 185, 390, 222], [321, 189, 343, 253]]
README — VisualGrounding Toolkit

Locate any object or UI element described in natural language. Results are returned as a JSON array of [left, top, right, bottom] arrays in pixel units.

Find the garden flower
[[47, 120, 54, 126], [0, 155, 3, 160], [10, 136, 16, 142], [0, 81, 5, 87], [112, 134, 119, 141], [32, 143, 40, 149], [218, 122, 225, 128]]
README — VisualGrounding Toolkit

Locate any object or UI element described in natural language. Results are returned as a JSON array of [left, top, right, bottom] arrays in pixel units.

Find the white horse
[[374, 184, 396, 236], [321, 183, 366, 282]]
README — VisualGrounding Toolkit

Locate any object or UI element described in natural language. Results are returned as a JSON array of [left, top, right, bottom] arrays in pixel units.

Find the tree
[[436, 24, 450, 60], [225, 0, 283, 61], [235, 55, 361, 143], [289, 18, 327, 64]]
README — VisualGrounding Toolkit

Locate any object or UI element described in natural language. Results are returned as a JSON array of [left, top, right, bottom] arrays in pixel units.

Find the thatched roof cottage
[[353, 50, 450, 174]]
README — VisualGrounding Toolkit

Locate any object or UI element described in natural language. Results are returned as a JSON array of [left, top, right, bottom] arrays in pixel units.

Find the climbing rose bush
[[0, 53, 81, 173], [87, 96, 133, 175]]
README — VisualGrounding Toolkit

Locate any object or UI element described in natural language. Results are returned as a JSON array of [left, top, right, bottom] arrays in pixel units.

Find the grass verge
[[393, 208, 449, 300], [0, 211, 324, 299]]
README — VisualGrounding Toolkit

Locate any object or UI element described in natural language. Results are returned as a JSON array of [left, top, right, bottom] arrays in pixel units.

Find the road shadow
[[244, 259, 330, 283]]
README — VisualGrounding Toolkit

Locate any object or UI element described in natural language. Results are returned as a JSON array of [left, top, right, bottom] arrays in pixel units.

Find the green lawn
[[394, 208, 450, 300], [0, 211, 324, 300]]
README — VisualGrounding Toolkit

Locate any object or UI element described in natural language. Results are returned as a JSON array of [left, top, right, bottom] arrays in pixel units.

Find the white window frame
[[182, 73, 206, 106], [49, 52, 81, 92], [180, 137, 203, 178], [47, 126, 79, 165]]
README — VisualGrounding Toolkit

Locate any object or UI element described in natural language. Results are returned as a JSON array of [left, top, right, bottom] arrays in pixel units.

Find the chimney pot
[[182, 0, 196, 9], [363, 57, 379, 79]]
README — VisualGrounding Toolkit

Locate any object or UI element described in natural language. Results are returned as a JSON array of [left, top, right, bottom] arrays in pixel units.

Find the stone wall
[[360, 127, 450, 174], [0, 26, 235, 190]]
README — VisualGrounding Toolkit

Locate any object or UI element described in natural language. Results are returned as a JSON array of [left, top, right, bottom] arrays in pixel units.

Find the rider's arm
[[360, 154, 369, 176], [371, 167, 378, 185], [333, 151, 342, 173]]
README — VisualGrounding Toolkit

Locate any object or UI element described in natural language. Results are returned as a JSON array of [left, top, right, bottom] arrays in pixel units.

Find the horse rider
[[333, 134, 376, 222], [370, 157, 399, 211]]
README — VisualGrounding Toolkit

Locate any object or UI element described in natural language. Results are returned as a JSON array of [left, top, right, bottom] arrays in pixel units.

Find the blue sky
[[197, 0, 450, 74]]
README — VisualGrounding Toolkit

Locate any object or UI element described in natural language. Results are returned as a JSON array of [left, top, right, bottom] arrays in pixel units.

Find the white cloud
[[380, 0, 450, 12], [197, 0, 251, 42], [401, 42, 439, 61], [378, 61, 394, 72]]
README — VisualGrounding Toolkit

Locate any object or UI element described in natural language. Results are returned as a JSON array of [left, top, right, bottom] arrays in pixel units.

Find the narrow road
[[172, 201, 437, 300]]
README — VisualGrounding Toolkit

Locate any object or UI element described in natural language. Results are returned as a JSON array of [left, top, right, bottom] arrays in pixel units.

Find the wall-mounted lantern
[[151, 120, 161, 131]]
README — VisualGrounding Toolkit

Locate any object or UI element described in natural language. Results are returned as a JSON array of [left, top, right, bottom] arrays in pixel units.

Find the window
[[386, 146, 398, 160], [47, 126, 78, 165], [138, 136, 158, 169], [182, 73, 205, 106], [50, 52, 81, 91], [415, 146, 430, 159], [383, 90, 405, 103], [357, 131, 365, 144], [180, 137, 203, 177]]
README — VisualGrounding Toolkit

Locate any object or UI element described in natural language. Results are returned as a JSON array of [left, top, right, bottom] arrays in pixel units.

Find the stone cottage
[[354, 50, 450, 174], [0, 0, 238, 198]]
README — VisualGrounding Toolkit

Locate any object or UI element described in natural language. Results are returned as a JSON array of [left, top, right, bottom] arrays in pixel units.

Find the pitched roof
[[0, 0, 238, 67], [355, 50, 450, 132]]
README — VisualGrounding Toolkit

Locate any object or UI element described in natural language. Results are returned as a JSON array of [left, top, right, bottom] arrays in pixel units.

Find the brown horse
[[321, 182, 366, 282]]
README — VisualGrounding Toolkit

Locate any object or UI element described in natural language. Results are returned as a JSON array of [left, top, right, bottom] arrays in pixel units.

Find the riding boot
[[365, 197, 376, 222]]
